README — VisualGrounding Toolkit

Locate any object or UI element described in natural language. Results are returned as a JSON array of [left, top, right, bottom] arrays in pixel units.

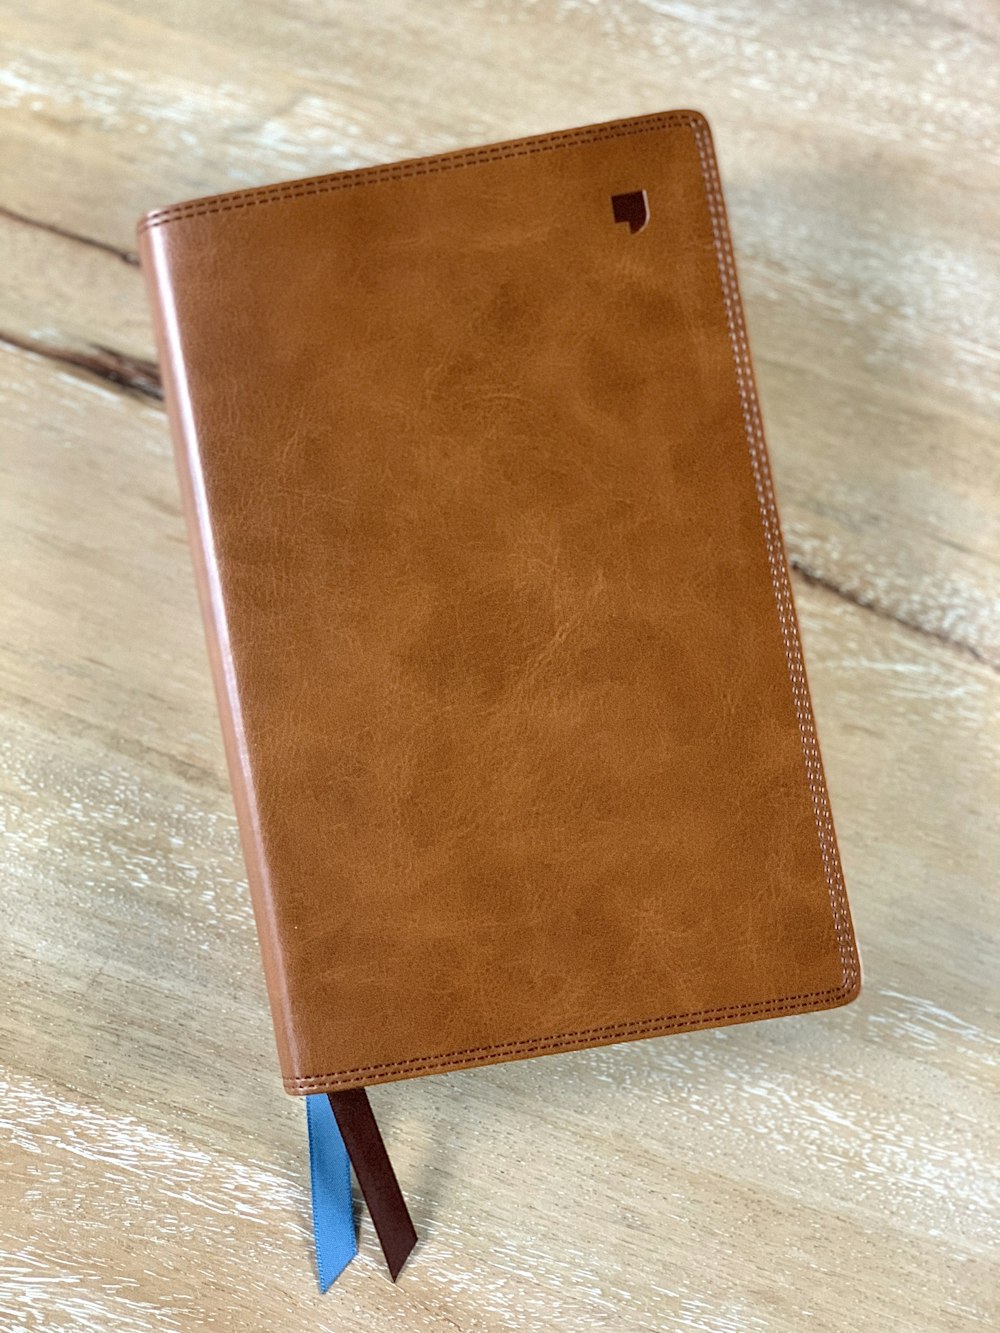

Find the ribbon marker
[[305, 1093, 357, 1290], [326, 1088, 418, 1282], [306, 1089, 418, 1288]]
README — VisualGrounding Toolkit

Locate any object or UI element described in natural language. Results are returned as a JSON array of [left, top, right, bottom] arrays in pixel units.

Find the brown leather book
[[138, 109, 860, 1105]]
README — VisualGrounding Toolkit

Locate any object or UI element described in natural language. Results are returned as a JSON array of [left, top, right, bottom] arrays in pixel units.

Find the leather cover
[[137, 110, 860, 1095]]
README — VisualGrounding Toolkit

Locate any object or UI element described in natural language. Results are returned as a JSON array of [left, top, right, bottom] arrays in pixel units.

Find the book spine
[[137, 220, 298, 1082]]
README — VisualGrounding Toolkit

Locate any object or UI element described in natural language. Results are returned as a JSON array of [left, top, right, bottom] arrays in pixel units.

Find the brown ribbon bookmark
[[326, 1088, 417, 1281]]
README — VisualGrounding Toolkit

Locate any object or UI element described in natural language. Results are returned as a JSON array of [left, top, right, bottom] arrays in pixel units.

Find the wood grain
[[1, 2, 997, 1329]]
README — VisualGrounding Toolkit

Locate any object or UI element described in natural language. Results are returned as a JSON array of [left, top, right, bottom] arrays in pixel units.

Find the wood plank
[[3, 3, 998, 247], [2, 0, 998, 1324], [3, 0, 998, 659], [0, 209, 155, 390]]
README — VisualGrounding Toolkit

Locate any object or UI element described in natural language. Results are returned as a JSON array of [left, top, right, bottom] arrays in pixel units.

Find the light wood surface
[[1, 3, 997, 1329]]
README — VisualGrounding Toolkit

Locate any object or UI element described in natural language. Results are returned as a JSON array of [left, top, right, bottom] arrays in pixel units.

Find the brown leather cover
[[137, 110, 860, 1095]]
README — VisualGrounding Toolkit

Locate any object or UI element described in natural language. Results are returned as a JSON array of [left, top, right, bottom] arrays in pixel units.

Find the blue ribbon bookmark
[[306, 1093, 357, 1290]]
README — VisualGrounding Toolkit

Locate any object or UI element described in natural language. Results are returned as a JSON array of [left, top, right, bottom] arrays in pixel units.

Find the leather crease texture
[[138, 110, 861, 1096]]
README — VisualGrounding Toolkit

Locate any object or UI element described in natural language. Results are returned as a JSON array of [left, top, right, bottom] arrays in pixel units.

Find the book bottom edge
[[281, 968, 862, 1094]]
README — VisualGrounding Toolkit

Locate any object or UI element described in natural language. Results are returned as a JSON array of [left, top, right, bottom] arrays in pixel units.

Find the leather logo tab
[[611, 189, 650, 234]]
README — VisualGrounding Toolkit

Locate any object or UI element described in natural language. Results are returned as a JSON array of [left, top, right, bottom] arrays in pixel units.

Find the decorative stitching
[[688, 119, 857, 996], [136, 114, 701, 234], [285, 984, 854, 1089], [150, 111, 857, 1088]]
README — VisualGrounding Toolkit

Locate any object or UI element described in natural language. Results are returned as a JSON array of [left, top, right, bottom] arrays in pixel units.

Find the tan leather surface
[[137, 110, 860, 1094]]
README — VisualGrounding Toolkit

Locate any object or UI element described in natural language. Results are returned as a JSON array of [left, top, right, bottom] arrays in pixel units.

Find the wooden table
[[2, 3, 997, 1329]]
